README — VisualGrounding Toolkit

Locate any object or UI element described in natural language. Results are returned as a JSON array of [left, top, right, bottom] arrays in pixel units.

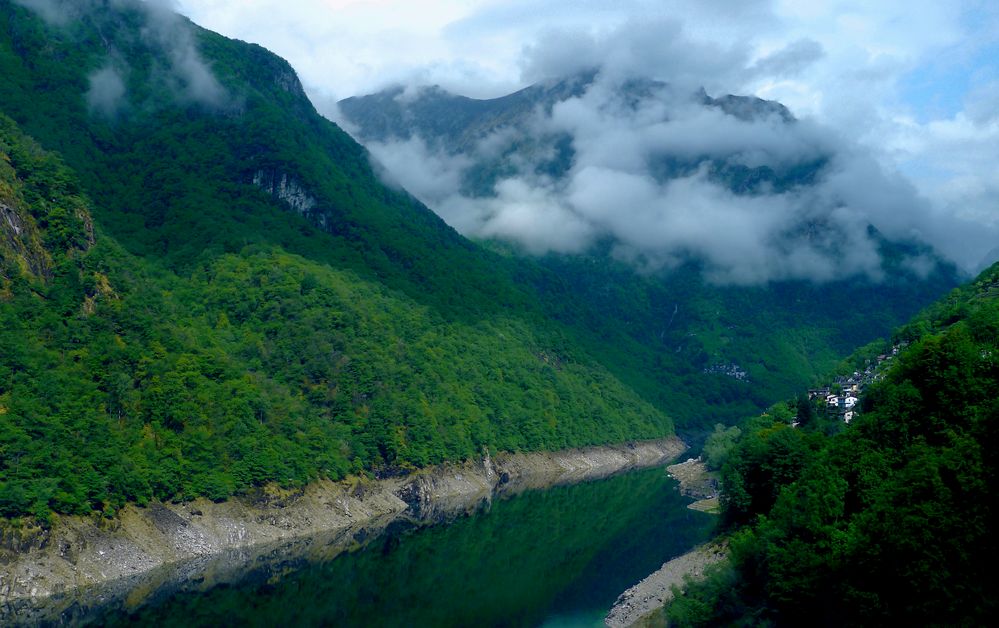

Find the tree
[[795, 393, 816, 428]]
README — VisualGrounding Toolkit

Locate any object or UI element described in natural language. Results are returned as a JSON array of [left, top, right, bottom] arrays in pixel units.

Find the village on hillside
[[807, 342, 908, 423]]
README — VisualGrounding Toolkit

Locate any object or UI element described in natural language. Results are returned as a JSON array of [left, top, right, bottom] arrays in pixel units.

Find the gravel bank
[[666, 458, 719, 501], [605, 542, 728, 628]]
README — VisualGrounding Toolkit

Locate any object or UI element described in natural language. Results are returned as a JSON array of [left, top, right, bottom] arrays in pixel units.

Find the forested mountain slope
[[666, 264, 999, 625], [0, 0, 529, 316], [0, 0, 747, 433], [0, 1, 670, 520]]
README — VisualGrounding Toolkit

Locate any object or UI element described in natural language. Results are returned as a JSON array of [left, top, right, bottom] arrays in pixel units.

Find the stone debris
[[605, 543, 728, 628]]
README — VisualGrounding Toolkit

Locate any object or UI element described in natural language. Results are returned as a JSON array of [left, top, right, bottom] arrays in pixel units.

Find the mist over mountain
[[338, 68, 961, 433], [339, 67, 982, 286]]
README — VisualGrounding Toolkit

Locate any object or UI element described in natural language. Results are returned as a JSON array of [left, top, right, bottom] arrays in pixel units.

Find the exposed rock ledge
[[605, 542, 728, 628], [666, 457, 721, 513], [1, 438, 684, 624]]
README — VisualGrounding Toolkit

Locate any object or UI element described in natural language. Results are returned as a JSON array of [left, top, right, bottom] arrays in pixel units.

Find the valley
[[1, 0, 995, 625]]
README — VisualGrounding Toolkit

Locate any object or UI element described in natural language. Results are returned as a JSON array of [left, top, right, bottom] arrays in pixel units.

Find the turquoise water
[[99, 466, 714, 627]]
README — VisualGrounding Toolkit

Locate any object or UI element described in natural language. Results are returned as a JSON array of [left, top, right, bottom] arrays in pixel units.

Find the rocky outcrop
[[0, 200, 50, 280], [605, 542, 728, 628], [666, 458, 719, 500], [1, 438, 685, 623], [667, 457, 721, 514], [1, 124, 96, 284], [1, 202, 22, 236], [252, 169, 319, 215]]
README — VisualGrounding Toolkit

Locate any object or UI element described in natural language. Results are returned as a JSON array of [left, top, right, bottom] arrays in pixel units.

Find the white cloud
[[359, 72, 946, 284], [86, 65, 128, 116], [19, 0, 228, 107]]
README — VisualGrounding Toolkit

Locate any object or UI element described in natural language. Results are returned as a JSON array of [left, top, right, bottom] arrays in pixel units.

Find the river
[[84, 466, 714, 627]]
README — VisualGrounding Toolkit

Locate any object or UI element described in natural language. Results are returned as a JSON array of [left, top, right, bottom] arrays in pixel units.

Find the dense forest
[[666, 263, 999, 626], [0, 0, 956, 437], [0, 111, 671, 520]]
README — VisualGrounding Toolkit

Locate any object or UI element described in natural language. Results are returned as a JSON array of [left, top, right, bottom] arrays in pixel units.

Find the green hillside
[[0, 0, 533, 316], [0, 111, 668, 520], [0, 2, 671, 521], [526, 244, 955, 429], [666, 264, 999, 625]]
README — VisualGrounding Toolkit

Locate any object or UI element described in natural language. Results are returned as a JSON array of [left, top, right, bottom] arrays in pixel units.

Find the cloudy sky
[[171, 0, 999, 276]]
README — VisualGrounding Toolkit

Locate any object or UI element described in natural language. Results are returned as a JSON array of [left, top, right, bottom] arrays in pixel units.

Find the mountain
[[0, 1, 980, 620], [0, 1, 669, 520], [665, 261, 999, 625], [0, 1, 534, 316], [339, 72, 594, 156], [339, 77, 960, 428]]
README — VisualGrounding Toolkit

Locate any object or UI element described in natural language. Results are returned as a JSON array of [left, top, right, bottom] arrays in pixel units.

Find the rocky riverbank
[[1, 438, 685, 624], [605, 542, 728, 628], [666, 458, 720, 513]]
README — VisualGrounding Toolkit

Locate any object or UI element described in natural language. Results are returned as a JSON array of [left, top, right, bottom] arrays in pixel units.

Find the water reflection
[[91, 467, 714, 627]]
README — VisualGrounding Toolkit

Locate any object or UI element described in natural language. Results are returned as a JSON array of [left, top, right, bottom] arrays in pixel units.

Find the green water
[[99, 467, 714, 627]]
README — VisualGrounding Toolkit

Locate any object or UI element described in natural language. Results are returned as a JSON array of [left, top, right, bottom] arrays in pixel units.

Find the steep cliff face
[[251, 169, 320, 218], [0, 114, 94, 290], [1, 147, 49, 284], [0, 196, 49, 283]]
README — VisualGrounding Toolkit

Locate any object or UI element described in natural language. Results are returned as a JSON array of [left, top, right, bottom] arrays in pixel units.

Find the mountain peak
[[698, 88, 795, 122]]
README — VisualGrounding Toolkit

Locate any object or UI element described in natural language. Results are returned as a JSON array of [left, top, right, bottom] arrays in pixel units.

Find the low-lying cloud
[[355, 70, 968, 285], [163, 0, 999, 278], [86, 65, 127, 116], [13, 0, 70, 25], [138, 0, 228, 106], [17, 0, 227, 109]]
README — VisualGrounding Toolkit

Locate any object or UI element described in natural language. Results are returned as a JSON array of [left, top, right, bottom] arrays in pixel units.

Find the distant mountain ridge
[[339, 72, 794, 152], [339, 74, 807, 200], [340, 72, 595, 154]]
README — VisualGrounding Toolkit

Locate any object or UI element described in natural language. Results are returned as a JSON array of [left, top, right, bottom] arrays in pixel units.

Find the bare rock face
[[0, 200, 50, 280], [252, 169, 319, 215], [666, 458, 719, 500], [1, 202, 22, 236], [0, 478, 410, 613], [493, 440, 686, 492], [1, 127, 96, 285]]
